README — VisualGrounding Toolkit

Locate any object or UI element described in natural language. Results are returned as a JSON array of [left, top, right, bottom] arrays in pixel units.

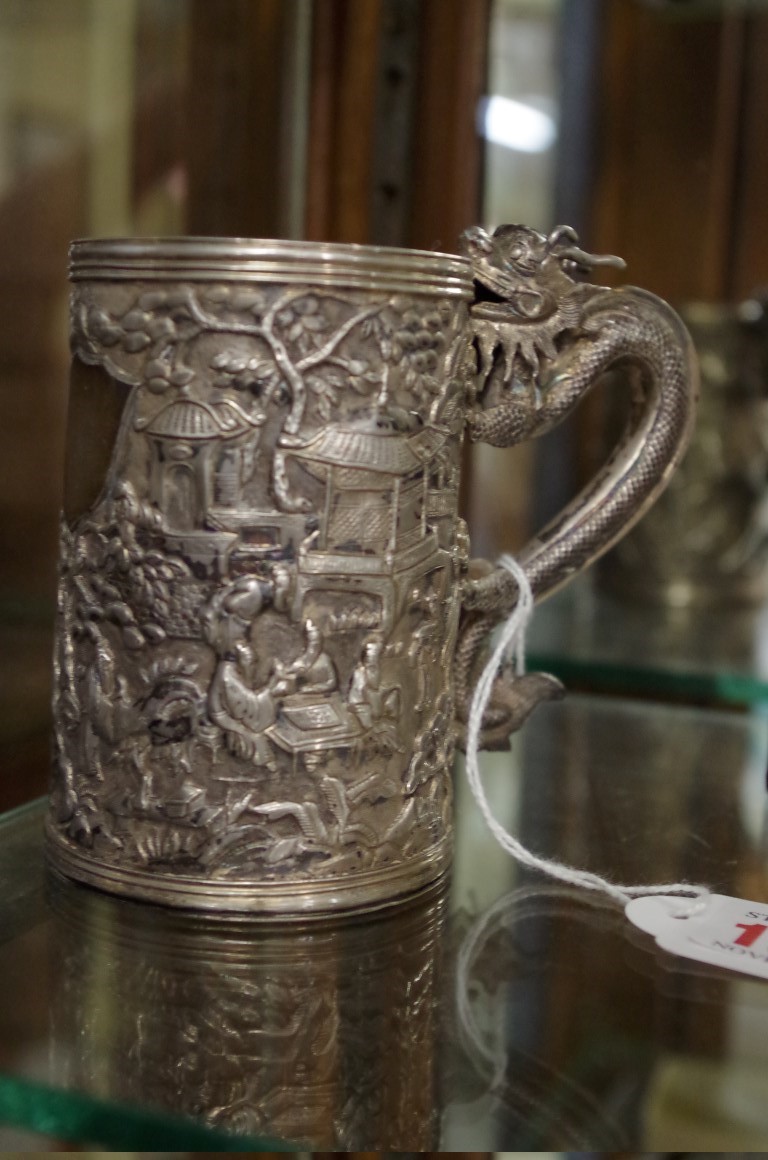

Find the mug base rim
[[44, 819, 453, 919]]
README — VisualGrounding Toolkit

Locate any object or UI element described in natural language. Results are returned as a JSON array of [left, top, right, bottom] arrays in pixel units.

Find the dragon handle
[[455, 224, 698, 747]]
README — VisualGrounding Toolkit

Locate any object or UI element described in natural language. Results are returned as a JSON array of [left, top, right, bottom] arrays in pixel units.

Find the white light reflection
[[478, 94, 557, 154]]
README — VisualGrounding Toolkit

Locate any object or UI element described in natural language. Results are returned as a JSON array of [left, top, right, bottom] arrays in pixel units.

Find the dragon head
[[461, 224, 625, 318]]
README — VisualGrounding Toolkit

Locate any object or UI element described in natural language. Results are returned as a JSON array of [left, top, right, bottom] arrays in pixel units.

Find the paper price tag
[[626, 893, 768, 980]]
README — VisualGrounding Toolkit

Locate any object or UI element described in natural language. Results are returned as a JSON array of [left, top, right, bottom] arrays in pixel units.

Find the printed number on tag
[[626, 893, 768, 980]]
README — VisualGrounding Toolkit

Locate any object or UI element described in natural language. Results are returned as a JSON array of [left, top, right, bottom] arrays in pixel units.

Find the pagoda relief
[[289, 411, 456, 635], [53, 271, 469, 887], [136, 385, 310, 578]]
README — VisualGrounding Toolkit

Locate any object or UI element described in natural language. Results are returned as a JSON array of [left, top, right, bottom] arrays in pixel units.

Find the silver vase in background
[[47, 227, 697, 914], [599, 299, 768, 607]]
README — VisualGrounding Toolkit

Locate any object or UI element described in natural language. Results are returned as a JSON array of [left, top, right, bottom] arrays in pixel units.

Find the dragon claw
[[457, 670, 565, 752]]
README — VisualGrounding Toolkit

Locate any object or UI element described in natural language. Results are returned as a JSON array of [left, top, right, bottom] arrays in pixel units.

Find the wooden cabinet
[[589, 1, 768, 303]]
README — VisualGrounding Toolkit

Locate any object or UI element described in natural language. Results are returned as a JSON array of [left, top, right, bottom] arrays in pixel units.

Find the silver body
[[47, 229, 697, 913]]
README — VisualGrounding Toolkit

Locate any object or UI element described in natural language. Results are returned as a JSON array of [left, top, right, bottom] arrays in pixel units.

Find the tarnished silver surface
[[48, 229, 697, 911], [599, 300, 768, 606]]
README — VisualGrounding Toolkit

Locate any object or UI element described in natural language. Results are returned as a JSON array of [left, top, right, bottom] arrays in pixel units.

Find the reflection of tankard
[[47, 227, 697, 913], [599, 301, 768, 606], [49, 874, 447, 1150]]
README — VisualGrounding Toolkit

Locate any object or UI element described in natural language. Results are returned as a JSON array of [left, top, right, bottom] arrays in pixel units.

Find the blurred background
[[3, 0, 768, 809]]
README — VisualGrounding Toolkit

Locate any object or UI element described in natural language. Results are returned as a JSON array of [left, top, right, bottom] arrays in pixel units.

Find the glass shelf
[[528, 573, 768, 706], [2, 692, 768, 1150]]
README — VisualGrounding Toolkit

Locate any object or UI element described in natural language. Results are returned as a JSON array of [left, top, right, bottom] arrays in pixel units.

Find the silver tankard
[[47, 228, 697, 913]]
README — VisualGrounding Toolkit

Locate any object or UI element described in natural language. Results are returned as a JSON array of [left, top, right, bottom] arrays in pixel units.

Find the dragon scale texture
[[455, 225, 696, 746]]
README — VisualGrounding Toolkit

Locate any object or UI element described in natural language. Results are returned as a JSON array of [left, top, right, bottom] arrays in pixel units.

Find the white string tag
[[463, 554, 718, 921], [626, 893, 768, 980], [458, 564, 768, 1084]]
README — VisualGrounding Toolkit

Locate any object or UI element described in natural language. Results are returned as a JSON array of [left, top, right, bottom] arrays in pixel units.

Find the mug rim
[[69, 235, 474, 297]]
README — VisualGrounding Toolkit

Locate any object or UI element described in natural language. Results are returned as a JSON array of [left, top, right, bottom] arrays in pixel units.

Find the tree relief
[[52, 277, 468, 889]]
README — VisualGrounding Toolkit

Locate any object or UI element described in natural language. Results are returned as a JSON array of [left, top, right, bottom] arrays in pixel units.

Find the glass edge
[[0, 796, 47, 832], [0, 1071, 299, 1152], [529, 652, 768, 706]]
